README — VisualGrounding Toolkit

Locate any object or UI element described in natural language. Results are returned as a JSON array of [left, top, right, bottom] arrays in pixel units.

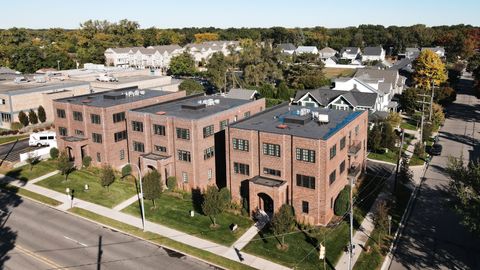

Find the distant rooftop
[[0, 79, 88, 95], [133, 94, 252, 120], [232, 104, 364, 140], [55, 86, 172, 108]]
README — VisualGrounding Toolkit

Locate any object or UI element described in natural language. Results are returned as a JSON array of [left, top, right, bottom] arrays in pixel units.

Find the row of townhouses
[[53, 88, 368, 225]]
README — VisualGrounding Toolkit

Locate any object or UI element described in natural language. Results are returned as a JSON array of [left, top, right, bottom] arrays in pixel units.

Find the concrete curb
[[366, 157, 396, 165]]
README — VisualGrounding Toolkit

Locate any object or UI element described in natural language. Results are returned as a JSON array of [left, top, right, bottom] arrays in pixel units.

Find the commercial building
[[53, 87, 186, 168], [227, 104, 368, 225]]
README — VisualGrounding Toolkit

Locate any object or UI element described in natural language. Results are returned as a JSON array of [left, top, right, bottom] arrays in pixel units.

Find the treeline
[[0, 19, 479, 73]]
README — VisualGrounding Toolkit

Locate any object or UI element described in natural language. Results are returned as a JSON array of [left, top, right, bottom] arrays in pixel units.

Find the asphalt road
[[0, 139, 39, 163], [0, 191, 213, 270], [389, 75, 480, 270]]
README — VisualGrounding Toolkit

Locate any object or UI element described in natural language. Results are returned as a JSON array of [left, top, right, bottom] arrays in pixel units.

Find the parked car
[[29, 131, 56, 147], [430, 143, 443, 156]]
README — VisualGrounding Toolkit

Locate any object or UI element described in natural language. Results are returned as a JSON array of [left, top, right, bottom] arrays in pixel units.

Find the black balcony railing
[[348, 163, 362, 178], [348, 140, 362, 156]]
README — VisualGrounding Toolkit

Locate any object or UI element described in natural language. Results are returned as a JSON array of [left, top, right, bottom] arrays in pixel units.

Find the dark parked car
[[430, 143, 443, 156]]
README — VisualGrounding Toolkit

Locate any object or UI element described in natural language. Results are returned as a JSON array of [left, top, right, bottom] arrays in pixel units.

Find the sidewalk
[[1, 172, 290, 270]]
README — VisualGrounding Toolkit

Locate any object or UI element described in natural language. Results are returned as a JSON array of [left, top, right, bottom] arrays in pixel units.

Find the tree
[[381, 121, 397, 150], [168, 51, 196, 76], [37, 105, 46, 123], [368, 124, 382, 153], [271, 204, 295, 249], [57, 150, 73, 181], [334, 185, 351, 216], [219, 187, 231, 209], [100, 164, 115, 190], [201, 185, 224, 227], [18, 110, 29, 127], [413, 142, 425, 158], [446, 157, 480, 235], [207, 52, 228, 91], [467, 54, 480, 73], [143, 170, 163, 208], [413, 49, 447, 90], [276, 81, 295, 101], [373, 200, 390, 242], [28, 109, 38, 125], [386, 112, 402, 127], [49, 147, 59, 159], [194, 32, 219, 43], [422, 123, 433, 142], [431, 102, 445, 128], [82, 156, 92, 168], [167, 176, 177, 191], [434, 86, 456, 105], [398, 157, 413, 184], [399, 88, 418, 115], [179, 79, 204, 95], [121, 164, 131, 178], [26, 153, 40, 171]]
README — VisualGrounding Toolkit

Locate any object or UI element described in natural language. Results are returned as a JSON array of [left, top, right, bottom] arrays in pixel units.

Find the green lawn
[[324, 68, 356, 79], [409, 155, 425, 166], [69, 207, 255, 270], [368, 150, 398, 164], [0, 134, 28, 145], [400, 120, 418, 131], [1, 160, 58, 182], [123, 192, 253, 245], [0, 183, 62, 206], [36, 168, 137, 208]]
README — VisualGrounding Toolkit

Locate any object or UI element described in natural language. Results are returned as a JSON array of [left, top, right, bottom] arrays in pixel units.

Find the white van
[[29, 131, 56, 147]]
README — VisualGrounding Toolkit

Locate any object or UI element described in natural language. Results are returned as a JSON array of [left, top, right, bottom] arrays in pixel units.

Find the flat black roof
[[133, 94, 251, 120], [55, 86, 172, 108], [231, 104, 364, 140], [250, 176, 286, 187]]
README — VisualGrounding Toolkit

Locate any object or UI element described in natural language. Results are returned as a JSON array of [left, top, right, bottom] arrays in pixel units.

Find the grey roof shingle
[[295, 88, 377, 108], [363, 46, 383, 56], [277, 43, 296, 51], [226, 88, 257, 100]]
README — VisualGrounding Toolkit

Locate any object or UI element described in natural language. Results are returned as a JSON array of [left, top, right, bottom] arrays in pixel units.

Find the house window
[[96, 152, 101, 162], [176, 128, 190, 140], [219, 119, 229, 130], [263, 167, 281, 177], [73, 111, 83, 121], [296, 148, 315, 163], [203, 125, 214, 138], [92, 133, 102, 143], [113, 112, 125, 123], [329, 170, 336, 185], [133, 141, 145, 152], [203, 146, 215, 160], [177, 150, 191, 162], [182, 172, 188, 183], [263, 143, 280, 157], [57, 109, 66, 118], [207, 169, 213, 181], [114, 130, 127, 142], [132, 121, 143, 132], [75, 130, 84, 137], [296, 174, 315, 189], [340, 160, 346, 174], [355, 125, 359, 136], [154, 145, 167, 153], [119, 149, 125, 160], [91, 114, 101, 124], [58, 127, 67, 136], [233, 162, 249, 175], [153, 124, 166, 136], [340, 136, 346, 150], [232, 138, 249, 151], [244, 111, 250, 118], [330, 145, 337, 159], [302, 201, 309, 214]]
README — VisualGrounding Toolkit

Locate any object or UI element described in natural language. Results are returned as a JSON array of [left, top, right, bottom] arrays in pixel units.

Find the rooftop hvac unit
[[214, 99, 220, 104], [139, 90, 145, 95], [299, 108, 311, 116], [317, 114, 329, 123], [134, 90, 140, 96]]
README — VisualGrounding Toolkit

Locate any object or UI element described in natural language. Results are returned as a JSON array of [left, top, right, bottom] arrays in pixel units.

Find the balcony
[[348, 162, 362, 180], [348, 140, 362, 157]]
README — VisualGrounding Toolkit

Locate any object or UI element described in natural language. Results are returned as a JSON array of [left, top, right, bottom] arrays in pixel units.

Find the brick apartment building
[[226, 104, 368, 225], [53, 87, 186, 168], [127, 94, 265, 190]]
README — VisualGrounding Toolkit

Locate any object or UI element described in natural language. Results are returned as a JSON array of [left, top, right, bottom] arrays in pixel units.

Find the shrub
[[10, 122, 23, 130], [49, 147, 59, 159], [167, 176, 177, 190], [37, 105, 46, 123], [413, 142, 425, 158], [121, 164, 132, 178], [82, 156, 92, 168], [28, 109, 38, 125], [18, 111, 29, 127], [334, 185, 351, 216]]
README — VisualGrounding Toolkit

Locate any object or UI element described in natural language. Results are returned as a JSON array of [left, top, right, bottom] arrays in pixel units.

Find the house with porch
[[227, 104, 368, 225], [104, 45, 184, 70], [294, 88, 377, 112], [362, 46, 386, 62], [295, 46, 319, 55], [276, 43, 296, 55], [340, 47, 361, 61]]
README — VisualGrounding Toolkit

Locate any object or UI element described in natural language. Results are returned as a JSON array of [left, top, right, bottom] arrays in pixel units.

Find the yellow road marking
[[15, 244, 65, 269]]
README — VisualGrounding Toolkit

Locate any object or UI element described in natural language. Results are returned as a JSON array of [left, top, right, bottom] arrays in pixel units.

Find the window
[[176, 128, 190, 140], [233, 115, 238, 122], [96, 152, 101, 162], [233, 162, 249, 175], [329, 170, 336, 185], [154, 145, 167, 153], [204, 146, 215, 160], [340, 160, 346, 174], [232, 138, 249, 151], [59, 127, 67, 136], [57, 109, 66, 118], [114, 130, 127, 142], [1, 99, 5, 105], [113, 112, 125, 123], [355, 125, 359, 136], [296, 148, 315, 163], [244, 111, 250, 118], [302, 201, 309, 214], [340, 136, 346, 150], [219, 119, 229, 130], [73, 111, 83, 121], [263, 167, 281, 177], [203, 125, 214, 138], [330, 145, 337, 159], [92, 133, 102, 143], [133, 141, 145, 152], [1, 113, 11, 123], [182, 172, 188, 183], [207, 169, 213, 181], [153, 124, 166, 136], [177, 150, 191, 162], [331, 197, 334, 209], [132, 121, 144, 132], [75, 130, 84, 136], [296, 174, 315, 189], [91, 114, 101, 124], [119, 149, 125, 160], [263, 143, 280, 157]]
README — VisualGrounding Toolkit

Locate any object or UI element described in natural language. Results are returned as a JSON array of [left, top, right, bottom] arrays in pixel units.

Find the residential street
[[389, 74, 480, 269], [0, 191, 213, 270]]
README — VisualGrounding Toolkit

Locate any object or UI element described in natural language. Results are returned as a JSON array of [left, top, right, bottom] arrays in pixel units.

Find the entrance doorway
[[258, 193, 274, 216]]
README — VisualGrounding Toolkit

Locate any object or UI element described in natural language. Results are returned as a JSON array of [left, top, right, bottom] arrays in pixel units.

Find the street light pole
[[429, 80, 435, 122], [348, 175, 354, 270], [130, 163, 146, 231], [394, 129, 405, 193]]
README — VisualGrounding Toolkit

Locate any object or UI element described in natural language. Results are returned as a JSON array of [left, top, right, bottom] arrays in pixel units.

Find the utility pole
[[348, 175, 354, 270], [429, 80, 435, 122], [394, 129, 405, 192], [417, 93, 429, 143]]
